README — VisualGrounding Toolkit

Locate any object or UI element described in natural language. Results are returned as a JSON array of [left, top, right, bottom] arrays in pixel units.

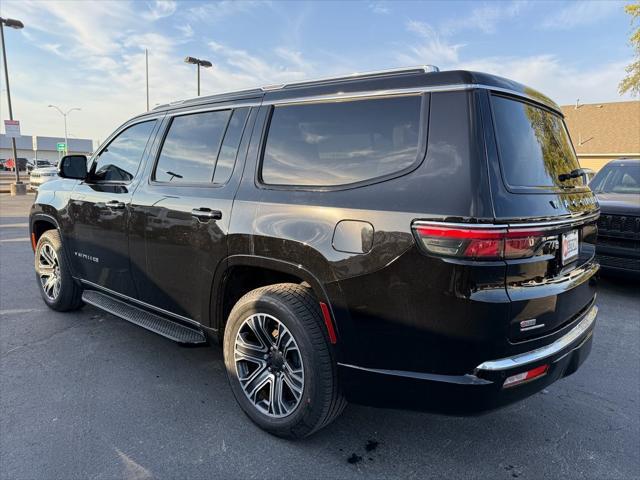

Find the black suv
[[590, 158, 640, 276], [30, 67, 599, 438]]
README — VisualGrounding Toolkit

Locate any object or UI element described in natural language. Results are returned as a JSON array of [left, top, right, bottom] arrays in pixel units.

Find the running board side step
[[82, 290, 207, 345]]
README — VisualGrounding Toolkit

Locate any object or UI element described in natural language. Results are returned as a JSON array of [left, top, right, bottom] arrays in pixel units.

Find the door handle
[[106, 200, 125, 210], [191, 208, 222, 222]]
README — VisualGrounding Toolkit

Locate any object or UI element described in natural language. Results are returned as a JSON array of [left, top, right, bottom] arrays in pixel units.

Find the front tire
[[34, 230, 83, 311], [223, 283, 346, 438]]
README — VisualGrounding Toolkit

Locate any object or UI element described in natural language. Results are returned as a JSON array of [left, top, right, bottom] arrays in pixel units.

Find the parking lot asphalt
[[1, 193, 639, 480]]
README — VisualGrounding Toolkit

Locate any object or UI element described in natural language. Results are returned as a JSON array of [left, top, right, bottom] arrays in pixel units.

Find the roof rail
[[260, 65, 440, 91], [151, 65, 440, 111]]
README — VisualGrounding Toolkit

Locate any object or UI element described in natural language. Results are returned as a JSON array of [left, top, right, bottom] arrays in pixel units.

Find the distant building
[[561, 100, 640, 172], [0, 134, 94, 164]]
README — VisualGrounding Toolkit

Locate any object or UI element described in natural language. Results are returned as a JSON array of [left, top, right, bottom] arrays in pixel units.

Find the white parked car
[[29, 166, 58, 190]]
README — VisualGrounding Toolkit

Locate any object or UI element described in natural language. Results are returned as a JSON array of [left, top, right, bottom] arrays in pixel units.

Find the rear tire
[[34, 230, 83, 311], [223, 283, 346, 438]]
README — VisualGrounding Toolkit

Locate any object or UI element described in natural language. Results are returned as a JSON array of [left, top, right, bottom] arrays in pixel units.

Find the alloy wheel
[[234, 313, 305, 418], [38, 243, 61, 301]]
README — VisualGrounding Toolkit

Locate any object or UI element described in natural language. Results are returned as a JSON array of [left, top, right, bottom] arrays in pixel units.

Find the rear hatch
[[487, 92, 599, 343]]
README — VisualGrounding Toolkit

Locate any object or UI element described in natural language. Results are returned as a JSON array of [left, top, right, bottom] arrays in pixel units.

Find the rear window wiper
[[558, 168, 589, 182]]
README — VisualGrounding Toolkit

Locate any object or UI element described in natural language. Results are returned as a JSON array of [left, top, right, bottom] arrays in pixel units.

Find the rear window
[[261, 95, 423, 187], [491, 95, 582, 189]]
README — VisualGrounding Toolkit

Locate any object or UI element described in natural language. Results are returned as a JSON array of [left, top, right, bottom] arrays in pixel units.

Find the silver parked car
[[29, 166, 58, 190]]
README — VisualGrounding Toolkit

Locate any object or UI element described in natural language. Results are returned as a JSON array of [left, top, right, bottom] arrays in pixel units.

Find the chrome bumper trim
[[475, 305, 598, 372]]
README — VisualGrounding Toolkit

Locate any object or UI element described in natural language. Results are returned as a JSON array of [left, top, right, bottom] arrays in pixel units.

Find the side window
[[260, 95, 422, 187], [154, 110, 230, 183], [92, 121, 156, 182], [213, 108, 249, 184]]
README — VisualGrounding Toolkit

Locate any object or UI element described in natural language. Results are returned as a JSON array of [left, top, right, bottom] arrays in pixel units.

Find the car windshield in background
[[491, 94, 582, 190], [590, 164, 640, 194]]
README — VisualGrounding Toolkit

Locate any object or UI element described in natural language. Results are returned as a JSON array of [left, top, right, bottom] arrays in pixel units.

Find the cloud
[[275, 47, 312, 71], [39, 43, 64, 57], [187, 1, 261, 22], [441, 1, 526, 35], [208, 41, 311, 86], [176, 23, 194, 38], [400, 21, 464, 65], [456, 54, 632, 105], [24, 1, 134, 55], [143, 0, 177, 21], [542, 1, 620, 30], [369, 2, 390, 15]]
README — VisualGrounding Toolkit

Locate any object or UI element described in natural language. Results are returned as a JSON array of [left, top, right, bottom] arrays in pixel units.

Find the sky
[[0, 0, 636, 142]]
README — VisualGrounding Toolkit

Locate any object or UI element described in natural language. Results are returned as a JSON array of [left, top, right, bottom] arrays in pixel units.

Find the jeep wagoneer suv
[[30, 66, 599, 438]]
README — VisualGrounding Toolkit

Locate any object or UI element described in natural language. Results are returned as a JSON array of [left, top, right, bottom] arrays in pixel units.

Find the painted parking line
[[0, 223, 29, 228], [0, 237, 30, 243], [0, 308, 46, 315]]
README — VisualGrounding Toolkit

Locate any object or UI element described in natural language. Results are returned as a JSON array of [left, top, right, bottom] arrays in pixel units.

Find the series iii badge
[[520, 318, 544, 332]]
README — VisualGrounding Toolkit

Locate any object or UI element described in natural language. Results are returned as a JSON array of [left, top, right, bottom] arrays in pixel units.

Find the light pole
[[184, 56, 212, 96], [145, 49, 149, 111], [0, 16, 25, 194], [48, 105, 81, 154]]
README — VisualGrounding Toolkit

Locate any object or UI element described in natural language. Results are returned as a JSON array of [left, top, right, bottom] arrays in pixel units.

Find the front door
[[129, 106, 253, 323], [67, 119, 159, 297]]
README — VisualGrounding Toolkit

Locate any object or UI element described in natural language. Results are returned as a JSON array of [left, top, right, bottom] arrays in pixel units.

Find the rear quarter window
[[260, 95, 424, 187]]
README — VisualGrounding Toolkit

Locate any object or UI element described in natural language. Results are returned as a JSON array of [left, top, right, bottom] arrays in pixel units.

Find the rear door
[[482, 91, 599, 342], [129, 106, 254, 323]]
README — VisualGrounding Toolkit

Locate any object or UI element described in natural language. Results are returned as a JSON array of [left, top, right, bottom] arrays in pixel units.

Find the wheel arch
[[29, 212, 79, 279], [210, 255, 337, 340], [30, 213, 61, 251]]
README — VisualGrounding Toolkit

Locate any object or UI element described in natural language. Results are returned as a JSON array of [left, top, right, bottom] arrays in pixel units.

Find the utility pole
[[0, 16, 25, 194], [146, 49, 149, 111]]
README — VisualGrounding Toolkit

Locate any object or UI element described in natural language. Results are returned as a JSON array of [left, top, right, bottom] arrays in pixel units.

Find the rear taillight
[[413, 223, 550, 260]]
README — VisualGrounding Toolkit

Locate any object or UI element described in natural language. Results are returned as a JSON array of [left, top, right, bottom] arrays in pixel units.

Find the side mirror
[[58, 155, 88, 180]]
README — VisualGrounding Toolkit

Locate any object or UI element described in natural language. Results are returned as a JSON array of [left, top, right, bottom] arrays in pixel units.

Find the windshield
[[590, 164, 640, 194], [491, 94, 582, 190]]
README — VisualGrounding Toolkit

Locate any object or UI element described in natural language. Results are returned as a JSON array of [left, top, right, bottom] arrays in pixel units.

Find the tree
[[619, 2, 640, 96]]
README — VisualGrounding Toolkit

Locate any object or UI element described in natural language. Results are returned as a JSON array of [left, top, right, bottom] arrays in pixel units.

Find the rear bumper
[[338, 304, 597, 414]]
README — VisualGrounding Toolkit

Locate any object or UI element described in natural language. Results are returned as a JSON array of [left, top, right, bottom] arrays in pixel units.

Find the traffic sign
[[56, 142, 67, 152], [4, 120, 20, 138]]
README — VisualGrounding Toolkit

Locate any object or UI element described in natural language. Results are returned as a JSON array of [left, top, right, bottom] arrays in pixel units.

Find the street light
[[48, 105, 81, 155], [184, 56, 212, 96], [0, 16, 25, 194]]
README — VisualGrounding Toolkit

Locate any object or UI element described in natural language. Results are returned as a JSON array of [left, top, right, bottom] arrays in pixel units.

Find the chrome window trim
[[150, 84, 560, 116], [264, 84, 469, 107], [475, 304, 598, 372], [262, 84, 561, 113], [413, 210, 600, 232], [79, 279, 201, 327], [159, 102, 262, 117]]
